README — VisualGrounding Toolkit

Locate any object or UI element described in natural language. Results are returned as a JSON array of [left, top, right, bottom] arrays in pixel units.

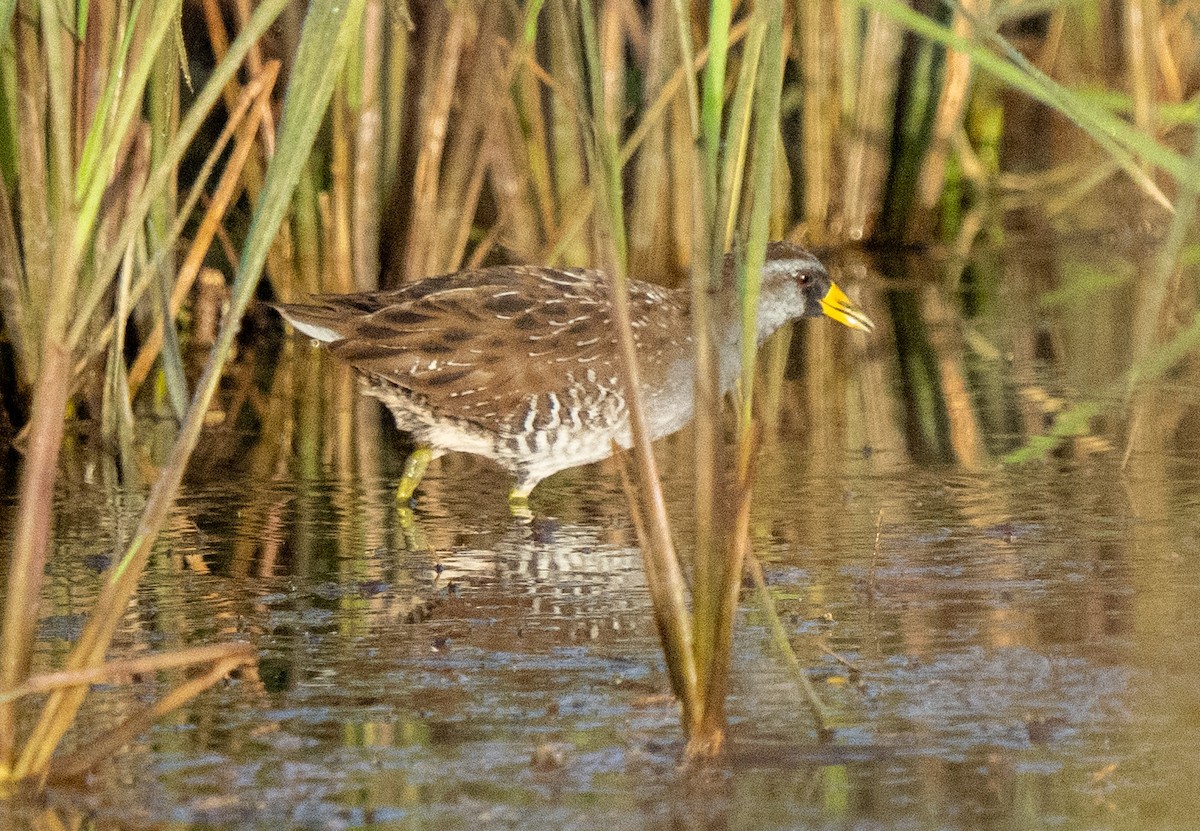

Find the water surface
[[5, 239, 1200, 830]]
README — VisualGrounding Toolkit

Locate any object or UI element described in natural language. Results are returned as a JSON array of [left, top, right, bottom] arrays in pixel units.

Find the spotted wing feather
[[277, 265, 686, 432]]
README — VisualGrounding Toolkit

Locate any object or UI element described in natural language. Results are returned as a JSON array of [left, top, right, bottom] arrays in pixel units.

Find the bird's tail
[[270, 301, 349, 343]]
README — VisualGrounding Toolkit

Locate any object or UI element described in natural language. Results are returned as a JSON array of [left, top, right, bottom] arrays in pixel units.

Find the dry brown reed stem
[[48, 647, 257, 783], [841, 10, 902, 240], [541, 18, 751, 265], [431, 1, 506, 274], [13, 9, 52, 373], [0, 180, 31, 383], [447, 144, 490, 271], [686, 176, 719, 740], [466, 211, 506, 269], [125, 61, 281, 396], [0, 643, 258, 705], [626, 19, 747, 160], [800, 0, 833, 238], [75, 2, 108, 164], [690, 440, 759, 758], [199, 0, 291, 298], [0, 343, 72, 769], [353, 0, 384, 290], [816, 639, 861, 673], [202, 0, 274, 158], [607, 275, 700, 729], [572, 0, 698, 732], [1156, 5, 1185, 102], [613, 439, 702, 722], [0, 90, 83, 767], [613, 444, 651, 556], [600, 2, 625, 133], [232, 0, 276, 155], [627, 0, 674, 276], [329, 89, 355, 292], [917, 0, 986, 213], [68, 7, 291, 359], [402, 4, 470, 282], [1124, 0, 1157, 157], [669, 0, 700, 134], [380, 3, 411, 188]]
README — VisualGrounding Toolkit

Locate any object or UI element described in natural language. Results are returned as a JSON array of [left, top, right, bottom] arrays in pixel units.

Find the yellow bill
[[820, 282, 875, 333]]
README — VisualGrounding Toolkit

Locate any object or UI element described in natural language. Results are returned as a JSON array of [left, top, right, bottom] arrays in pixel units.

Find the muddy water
[[7, 243, 1200, 830], [8, 440, 1199, 829]]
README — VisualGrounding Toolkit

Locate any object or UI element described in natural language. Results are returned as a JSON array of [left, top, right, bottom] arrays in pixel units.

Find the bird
[[273, 242, 873, 506]]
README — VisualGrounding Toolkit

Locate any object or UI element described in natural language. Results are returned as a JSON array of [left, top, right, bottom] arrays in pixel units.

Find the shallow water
[[7, 442, 1200, 830], [6, 241, 1200, 830]]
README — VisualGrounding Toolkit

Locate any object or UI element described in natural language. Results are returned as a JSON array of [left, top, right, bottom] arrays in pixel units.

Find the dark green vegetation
[[0, 0, 1197, 794]]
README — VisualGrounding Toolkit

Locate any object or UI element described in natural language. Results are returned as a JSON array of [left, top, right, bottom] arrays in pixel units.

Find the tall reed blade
[[576, 0, 700, 729], [3, 0, 363, 783]]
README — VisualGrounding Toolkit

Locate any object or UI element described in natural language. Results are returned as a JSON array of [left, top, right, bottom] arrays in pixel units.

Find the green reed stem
[[699, 0, 731, 222], [862, 0, 1189, 209], [578, 0, 699, 730], [73, 0, 182, 264], [68, 0, 290, 353], [687, 0, 733, 717], [694, 0, 786, 753], [715, 21, 764, 249], [0, 0, 83, 775], [149, 30, 189, 420], [7, 0, 365, 782], [737, 0, 784, 431], [668, 0, 698, 136], [0, 1, 14, 52], [74, 0, 144, 202], [1129, 105, 1200, 392], [37, 0, 71, 212], [1008, 105, 1200, 464]]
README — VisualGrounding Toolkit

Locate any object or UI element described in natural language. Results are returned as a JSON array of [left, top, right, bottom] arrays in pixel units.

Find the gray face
[[759, 241, 832, 319]]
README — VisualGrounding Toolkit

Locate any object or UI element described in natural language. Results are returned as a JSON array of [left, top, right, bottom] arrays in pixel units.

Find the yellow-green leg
[[508, 481, 534, 519], [397, 446, 434, 502]]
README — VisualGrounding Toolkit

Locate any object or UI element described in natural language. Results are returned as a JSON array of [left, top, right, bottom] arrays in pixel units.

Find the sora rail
[[275, 242, 873, 505]]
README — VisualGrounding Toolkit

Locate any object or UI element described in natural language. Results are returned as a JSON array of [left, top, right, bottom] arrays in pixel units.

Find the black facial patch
[[801, 270, 833, 317]]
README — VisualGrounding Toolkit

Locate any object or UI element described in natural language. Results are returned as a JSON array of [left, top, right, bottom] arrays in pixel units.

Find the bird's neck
[[714, 300, 795, 392]]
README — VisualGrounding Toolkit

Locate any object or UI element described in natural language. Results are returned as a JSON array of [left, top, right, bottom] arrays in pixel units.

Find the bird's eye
[[797, 272, 810, 285]]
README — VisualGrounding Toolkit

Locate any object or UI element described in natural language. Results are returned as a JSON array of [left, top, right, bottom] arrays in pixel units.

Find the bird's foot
[[396, 446, 434, 503], [507, 489, 534, 521]]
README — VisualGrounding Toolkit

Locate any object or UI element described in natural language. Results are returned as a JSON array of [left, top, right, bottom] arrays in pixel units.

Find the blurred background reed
[[2, 0, 1200, 782]]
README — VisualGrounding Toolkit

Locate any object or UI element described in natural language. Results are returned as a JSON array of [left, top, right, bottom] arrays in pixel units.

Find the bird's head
[[750, 242, 874, 335]]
